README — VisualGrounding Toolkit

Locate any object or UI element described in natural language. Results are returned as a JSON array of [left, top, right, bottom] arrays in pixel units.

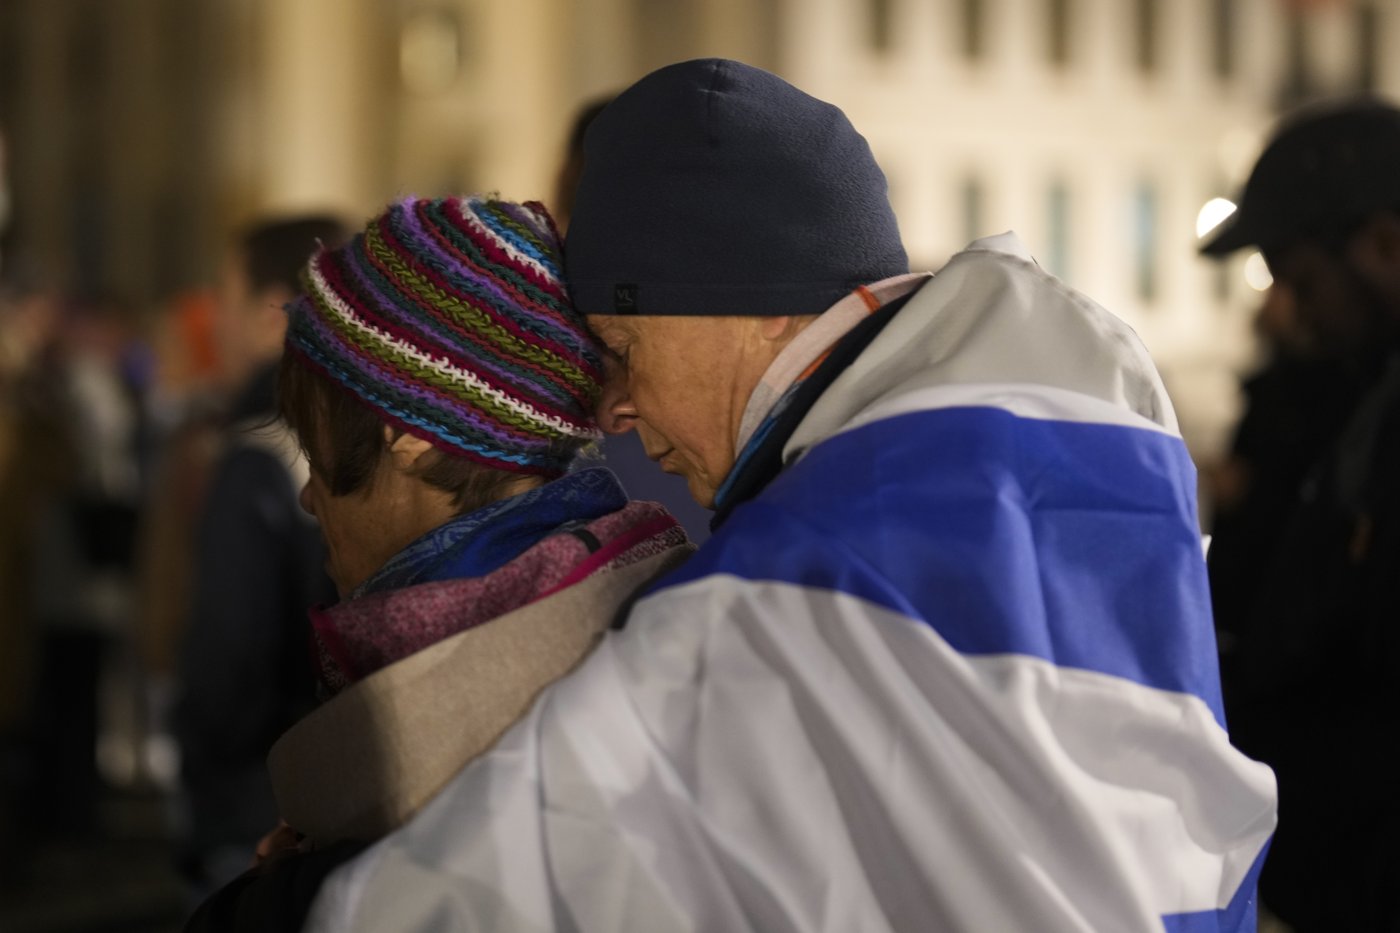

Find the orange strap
[[798, 286, 883, 380]]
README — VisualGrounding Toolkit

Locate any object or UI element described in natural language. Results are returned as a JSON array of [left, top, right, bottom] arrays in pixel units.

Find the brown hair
[[278, 352, 533, 512]]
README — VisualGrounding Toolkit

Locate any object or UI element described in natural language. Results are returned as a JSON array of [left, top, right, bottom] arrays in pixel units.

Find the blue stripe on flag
[[653, 405, 1225, 723]]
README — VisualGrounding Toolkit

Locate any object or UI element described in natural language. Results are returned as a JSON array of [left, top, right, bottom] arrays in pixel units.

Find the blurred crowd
[[0, 269, 231, 897], [0, 281, 211, 928]]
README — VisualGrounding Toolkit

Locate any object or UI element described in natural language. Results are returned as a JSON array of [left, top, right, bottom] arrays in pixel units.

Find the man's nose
[[595, 378, 638, 435]]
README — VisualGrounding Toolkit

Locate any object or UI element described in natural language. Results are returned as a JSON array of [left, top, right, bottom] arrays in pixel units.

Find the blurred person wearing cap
[[1205, 284, 1361, 650], [183, 195, 691, 932], [298, 60, 1275, 933], [1200, 97, 1400, 931], [173, 215, 347, 896]]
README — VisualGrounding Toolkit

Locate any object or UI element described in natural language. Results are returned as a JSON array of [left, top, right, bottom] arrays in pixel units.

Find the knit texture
[[567, 58, 908, 317], [286, 196, 603, 475]]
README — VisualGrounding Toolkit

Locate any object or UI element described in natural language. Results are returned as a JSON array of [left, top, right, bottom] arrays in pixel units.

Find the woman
[[186, 195, 690, 929]]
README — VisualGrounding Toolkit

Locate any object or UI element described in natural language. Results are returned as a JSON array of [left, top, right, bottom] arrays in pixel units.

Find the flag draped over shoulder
[[306, 233, 1277, 933]]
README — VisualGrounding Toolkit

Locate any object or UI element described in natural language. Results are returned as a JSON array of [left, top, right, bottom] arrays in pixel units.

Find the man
[[303, 60, 1274, 932], [174, 215, 345, 892], [1199, 97, 1400, 932]]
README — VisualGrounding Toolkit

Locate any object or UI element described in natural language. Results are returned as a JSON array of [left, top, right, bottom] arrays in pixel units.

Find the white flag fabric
[[305, 233, 1277, 933]]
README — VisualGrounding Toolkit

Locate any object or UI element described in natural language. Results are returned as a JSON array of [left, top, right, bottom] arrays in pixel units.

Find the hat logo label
[[613, 283, 639, 314]]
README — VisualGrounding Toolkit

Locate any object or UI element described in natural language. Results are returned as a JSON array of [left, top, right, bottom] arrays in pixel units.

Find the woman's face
[[298, 464, 403, 598], [294, 415, 470, 598]]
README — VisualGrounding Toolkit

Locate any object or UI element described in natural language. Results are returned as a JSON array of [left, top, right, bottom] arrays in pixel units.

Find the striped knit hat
[[284, 195, 602, 476]]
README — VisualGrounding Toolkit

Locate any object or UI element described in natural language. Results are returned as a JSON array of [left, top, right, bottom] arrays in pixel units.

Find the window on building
[[869, 0, 894, 54], [1047, 179, 1071, 280], [1358, 1, 1379, 91], [1135, 0, 1158, 74], [1211, 0, 1235, 80], [1048, 0, 1072, 68], [1133, 181, 1159, 305], [962, 0, 985, 61], [961, 176, 985, 244]]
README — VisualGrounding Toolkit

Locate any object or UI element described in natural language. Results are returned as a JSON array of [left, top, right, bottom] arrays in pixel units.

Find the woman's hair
[[278, 352, 523, 511], [279, 195, 603, 509]]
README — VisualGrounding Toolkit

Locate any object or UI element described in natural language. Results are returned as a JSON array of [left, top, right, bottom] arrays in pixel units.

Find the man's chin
[[682, 474, 718, 511], [655, 454, 718, 509]]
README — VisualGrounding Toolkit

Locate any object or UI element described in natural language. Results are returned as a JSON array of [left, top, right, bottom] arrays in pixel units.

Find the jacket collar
[[710, 284, 923, 531]]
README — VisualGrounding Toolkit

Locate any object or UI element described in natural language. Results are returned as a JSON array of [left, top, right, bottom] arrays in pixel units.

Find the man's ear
[[757, 314, 820, 344], [1348, 212, 1400, 299], [757, 315, 793, 342], [384, 426, 436, 473]]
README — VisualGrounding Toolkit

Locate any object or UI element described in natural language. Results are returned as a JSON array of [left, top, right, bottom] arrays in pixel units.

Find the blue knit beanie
[[566, 58, 908, 317]]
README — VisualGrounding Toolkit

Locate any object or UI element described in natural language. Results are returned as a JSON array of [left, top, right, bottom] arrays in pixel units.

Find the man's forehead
[[588, 314, 685, 349], [585, 313, 751, 350], [584, 314, 635, 342]]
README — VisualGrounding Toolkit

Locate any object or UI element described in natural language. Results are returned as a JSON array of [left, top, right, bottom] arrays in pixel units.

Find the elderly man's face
[[587, 314, 775, 508]]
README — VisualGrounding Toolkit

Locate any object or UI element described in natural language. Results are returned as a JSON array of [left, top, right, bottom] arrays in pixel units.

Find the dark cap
[[566, 58, 908, 317], [1201, 97, 1400, 257]]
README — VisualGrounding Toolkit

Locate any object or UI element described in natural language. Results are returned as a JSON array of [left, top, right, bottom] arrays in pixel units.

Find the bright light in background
[[1244, 252, 1273, 291], [1196, 198, 1237, 238]]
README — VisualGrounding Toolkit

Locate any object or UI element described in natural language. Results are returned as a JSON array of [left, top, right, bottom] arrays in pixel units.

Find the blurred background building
[[2, 0, 1397, 452], [0, 1, 1395, 930]]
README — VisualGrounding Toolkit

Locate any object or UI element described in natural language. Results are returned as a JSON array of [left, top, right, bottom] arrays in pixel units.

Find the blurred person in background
[[18, 292, 146, 843], [300, 60, 1274, 933], [185, 195, 691, 931], [1206, 283, 1361, 657], [134, 288, 223, 681], [0, 287, 67, 873], [131, 288, 224, 791], [141, 286, 222, 455], [551, 96, 611, 234], [172, 215, 345, 896], [0, 290, 55, 733], [0, 126, 9, 274], [0, 126, 22, 750], [1, 121, 45, 868], [552, 95, 710, 544], [1200, 96, 1400, 932]]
